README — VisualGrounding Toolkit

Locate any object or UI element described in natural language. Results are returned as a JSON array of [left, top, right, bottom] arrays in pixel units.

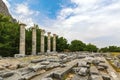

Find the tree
[[0, 14, 19, 57], [86, 43, 98, 52], [26, 28, 32, 55], [100, 47, 108, 52], [56, 36, 69, 52], [69, 40, 86, 52]]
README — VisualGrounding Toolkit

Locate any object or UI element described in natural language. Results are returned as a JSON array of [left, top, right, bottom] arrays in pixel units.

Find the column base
[[14, 54, 25, 58], [32, 52, 36, 55], [52, 51, 57, 53], [47, 50, 51, 53]]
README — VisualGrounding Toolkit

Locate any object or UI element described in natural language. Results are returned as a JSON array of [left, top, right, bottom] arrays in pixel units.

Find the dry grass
[[110, 52, 120, 57]]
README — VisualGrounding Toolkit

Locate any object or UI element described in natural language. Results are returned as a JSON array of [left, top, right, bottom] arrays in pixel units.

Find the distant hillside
[[0, 0, 11, 17]]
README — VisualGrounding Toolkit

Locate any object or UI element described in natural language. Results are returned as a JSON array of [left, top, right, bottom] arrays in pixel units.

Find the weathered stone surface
[[29, 64, 46, 72], [47, 58, 60, 62], [41, 77, 53, 80], [19, 23, 26, 55], [31, 59, 46, 63], [41, 29, 45, 53], [8, 65, 18, 70], [78, 61, 88, 67], [98, 63, 108, 69], [14, 54, 25, 58], [0, 72, 14, 78], [90, 66, 103, 80], [46, 63, 60, 69], [32, 26, 36, 55], [71, 75, 88, 80], [53, 34, 56, 52], [90, 66, 99, 75], [0, 66, 5, 70], [114, 60, 120, 68], [101, 72, 111, 80], [0, 0, 11, 16], [0, 77, 3, 80], [78, 67, 88, 76], [41, 61, 50, 65], [47, 32, 51, 53], [18, 63, 28, 68], [53, 60, 78, 79]]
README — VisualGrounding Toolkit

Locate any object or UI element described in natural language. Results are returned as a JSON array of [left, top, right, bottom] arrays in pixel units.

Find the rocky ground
[[0, 52, 120, 80]]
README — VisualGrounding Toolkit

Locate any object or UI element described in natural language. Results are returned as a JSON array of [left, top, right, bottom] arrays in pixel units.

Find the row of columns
[[19, 23, 56, 55]]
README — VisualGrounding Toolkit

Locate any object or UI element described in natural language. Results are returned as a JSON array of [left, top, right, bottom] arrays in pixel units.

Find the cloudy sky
[[3, 0, 120, 48]]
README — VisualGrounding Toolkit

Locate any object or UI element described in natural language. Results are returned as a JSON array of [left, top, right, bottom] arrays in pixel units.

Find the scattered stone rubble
[[0, 52, 120, 80]]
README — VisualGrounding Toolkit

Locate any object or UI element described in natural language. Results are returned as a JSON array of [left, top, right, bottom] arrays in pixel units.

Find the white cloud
[[15, 4, 33, 16], [43, 0, 120, 48]]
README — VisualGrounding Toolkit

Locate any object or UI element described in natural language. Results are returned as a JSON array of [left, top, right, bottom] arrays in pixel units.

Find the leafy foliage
[[69, 40, 86, 51], [100, 46, 120, 52], [0, 14, 19, 57], [85, 43, 98, 52], [56, 36, 69, 52]]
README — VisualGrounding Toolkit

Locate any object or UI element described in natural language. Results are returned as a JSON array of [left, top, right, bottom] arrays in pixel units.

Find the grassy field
[[108, 52, 120, 72], [110, 52, 120, 57]]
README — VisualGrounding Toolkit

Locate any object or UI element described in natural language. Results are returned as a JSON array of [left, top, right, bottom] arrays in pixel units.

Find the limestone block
[[14, 54, 25, 58]]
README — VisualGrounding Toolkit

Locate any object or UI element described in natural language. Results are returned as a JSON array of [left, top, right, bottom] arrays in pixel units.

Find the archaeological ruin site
[[0, 0, 120, 80]]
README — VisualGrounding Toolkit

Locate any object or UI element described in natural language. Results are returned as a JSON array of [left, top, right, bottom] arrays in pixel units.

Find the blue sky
[[3, 0, 120, 47]]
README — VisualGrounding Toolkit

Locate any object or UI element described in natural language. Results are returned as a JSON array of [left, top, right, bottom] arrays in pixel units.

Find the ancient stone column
[[32, 25, 36, 55], [19, 23, 26, 55], [53, 34, 56, 52], [47, 32, 51, 52], [41, 29, 45, 53]]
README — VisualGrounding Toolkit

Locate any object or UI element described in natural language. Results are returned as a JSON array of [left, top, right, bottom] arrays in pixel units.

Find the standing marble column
[[32, 25, 36, 55], [47, 32, 51, 52], [19, 23, 26, 55], [41, 29, 45, 53], [53, 34, 56, 52]]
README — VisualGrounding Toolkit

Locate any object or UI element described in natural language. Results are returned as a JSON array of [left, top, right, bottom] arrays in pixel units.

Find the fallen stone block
[[72, 67, 80, 73], [90, 74, 103, 80], [0, 66, 5, 70], [90, 66, 103, 80], [101, 72, 111, 80], [0, 77, 3, 80], [0, 72, 14, 78], [98, 63, 108, 69], [78, 61, 90, 68], [46, 63, 60, 69], [90, 66, 99, 75], [29, 64, 46, 72], [92, 60, 100, 65], [31, 59, 46, 63], [20, 72, 37, 80], [18, 63, 28, 68], [97, 66, 106, 71], [53, 60, 78, 79], [47, 58, 60, 62], [41, 61, 50, 65], [41, 77, 53, 80], [72, 75, 88, 80], [78, 67, 88, 76], [8, 64, 18, 70], [14, 54, 25, 58]]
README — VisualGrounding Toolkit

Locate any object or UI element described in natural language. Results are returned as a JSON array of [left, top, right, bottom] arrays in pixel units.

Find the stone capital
[[53, 34, 56, 36], [48, 32, 51, 35], [41, 29, 45, 33], [19, 22, 26, 27]]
